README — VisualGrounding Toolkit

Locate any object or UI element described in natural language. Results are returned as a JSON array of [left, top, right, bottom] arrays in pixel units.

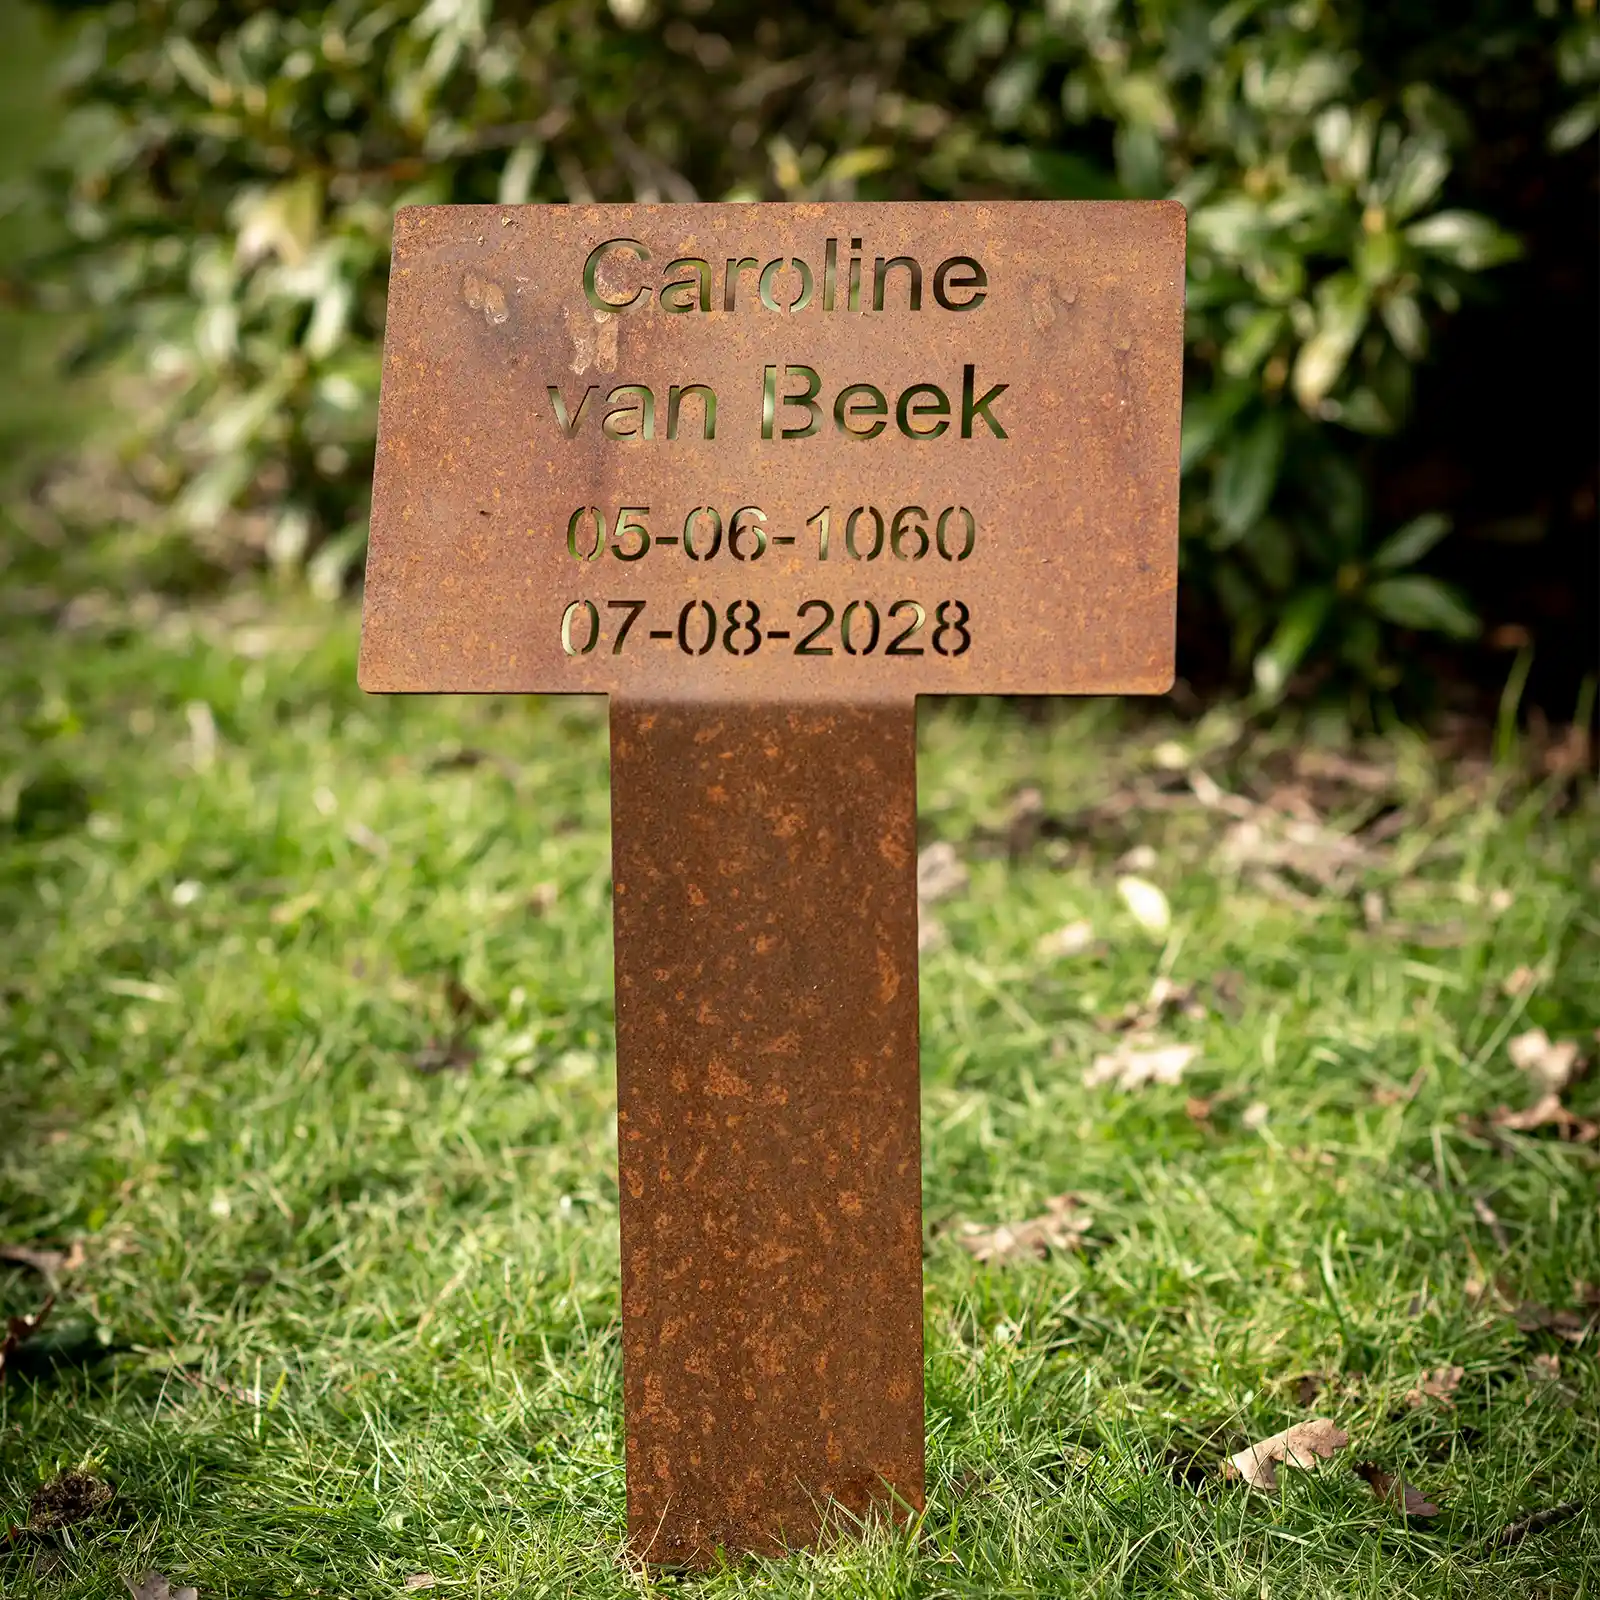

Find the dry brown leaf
[[403, 1578, 437, 1592], [1225, 1417, 1349, 1492], [955, 1195, 1092, 1265], [1354, 1460, 1441, 1518], [1294, 1374, 1324, 1407], [1112, 976, 1208, 1032], [1491, 1095, 1600, 1143], [0, 1293, 54, 1382], [1481, 1500, 1583, 1550], [1513, 1300, 1592, 1342], [124, 1573, 198, 1600], [1406, 1364, 1465, 1408], [1529, 1352, 1561, 1382], [1502, 965, 1539, 998], [916, 842, 968, 906], [1036, 919, 1095, 959], [1507, 1029, 1584, 1095], [1084, 1041, 1197, 1092], [0, 1239, 84, 1279], [1217, 812, 1373, 892], [28, 1469, 113, 1532]]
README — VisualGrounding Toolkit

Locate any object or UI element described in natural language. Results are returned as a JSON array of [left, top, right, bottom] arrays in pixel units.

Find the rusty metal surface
[[610, 699, 924, 1563], [358, 199, 1187, 1562], [359, 200, 1184, 701]]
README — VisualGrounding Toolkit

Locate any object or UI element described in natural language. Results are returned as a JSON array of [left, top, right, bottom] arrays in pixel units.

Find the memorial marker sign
[[360, 200, 1185, 1563]]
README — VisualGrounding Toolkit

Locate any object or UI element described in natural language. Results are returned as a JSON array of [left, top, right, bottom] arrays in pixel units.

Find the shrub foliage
[[24, 0, 1590, 700]]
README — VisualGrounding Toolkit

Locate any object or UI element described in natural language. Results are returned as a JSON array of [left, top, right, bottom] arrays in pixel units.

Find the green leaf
[[1029, 149, 1120, 200], [1384, 137, 1448, 221], [1179, 384, 1251, 475], [1211, 409, 1287, 539], [1292, 272, 1369, 410], [1372, 511, 1451, 571], [1404, 211, 1521, 270], [1551, 98, 1600, 153], [1366, 575, 1479, 638], [1253, 587, 1334, 702], [1378, 292, 1426, 360], [1221, 307, 1287, 378]]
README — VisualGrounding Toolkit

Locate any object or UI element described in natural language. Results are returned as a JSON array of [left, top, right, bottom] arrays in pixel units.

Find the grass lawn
[[2, 592, 1597, 1598]]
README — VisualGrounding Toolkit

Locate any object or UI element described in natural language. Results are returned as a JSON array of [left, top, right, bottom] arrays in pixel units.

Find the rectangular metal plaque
[[359, 199, 1184, 1564], [359, 201, 1185, 700]]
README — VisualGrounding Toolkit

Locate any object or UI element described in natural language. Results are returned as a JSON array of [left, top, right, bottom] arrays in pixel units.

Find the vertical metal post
[[609, 699, 924, 1563]]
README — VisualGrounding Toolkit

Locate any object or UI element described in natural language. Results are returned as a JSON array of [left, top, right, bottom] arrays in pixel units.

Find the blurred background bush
[[4, 0, 1596, 722]]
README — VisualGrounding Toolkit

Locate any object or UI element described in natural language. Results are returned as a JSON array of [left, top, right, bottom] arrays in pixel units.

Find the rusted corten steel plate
[[359, 201, 1185, 700], [610, 701, 922, 1562], [359, 199, 1185, 1565]]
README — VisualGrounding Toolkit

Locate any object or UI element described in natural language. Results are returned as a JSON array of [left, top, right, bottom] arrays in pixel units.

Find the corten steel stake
[[609, 700, 923, 1562]]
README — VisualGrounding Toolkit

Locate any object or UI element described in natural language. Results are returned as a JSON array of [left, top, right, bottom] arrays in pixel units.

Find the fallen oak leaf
[[1512, 1300, 1592, 1342], [1354, 1460, 1441, 1518], [1225, 1417, 1349, 1492], [1084, 1041, 1197, 1092], [1406, 1365, 1465, 1408], [0, 1240, 85, 1281], [1109, 975, 1208, 1032], [28, 1469, 113, 1532], [124, 1572, 198, 1600], [1491, 1095, 1600, 1143], [1507, 1029, 1584, 1095], [955, 1194, 1092, 1265]]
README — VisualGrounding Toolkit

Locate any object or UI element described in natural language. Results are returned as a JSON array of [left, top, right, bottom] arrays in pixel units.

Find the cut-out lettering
[[603, 385, 656, 441], [660, 258, 712, 313], [960, 365, 1008, 438], [666, 384, 717, 440], [933, 256, 987, 310], [759, 258, 815, 314], [835, 384, 887, 440], [873, 256, 922, 312], [724, 257, 760, 313], [886, 600, 927, 654], [583, 238, 650, 311], [763, 365, 822, 440], [896, 384, 949, 439], [548, 384, 599, 439]]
